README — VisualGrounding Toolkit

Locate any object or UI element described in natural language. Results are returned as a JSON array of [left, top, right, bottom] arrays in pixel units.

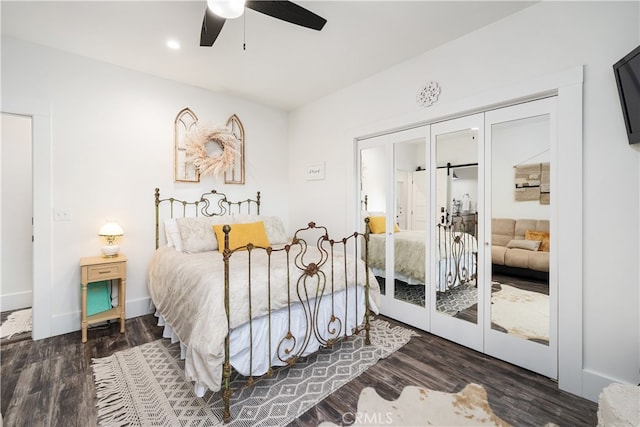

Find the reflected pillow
[[524, 230, 550, 252], [212, 221, 271, 253], [506, 239, 541, 251], [368, 216, 400, 234]]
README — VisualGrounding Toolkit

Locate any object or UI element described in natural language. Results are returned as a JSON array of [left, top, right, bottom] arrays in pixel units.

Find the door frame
[[353, 66, 584, 395], [2, 97, 53, 340]]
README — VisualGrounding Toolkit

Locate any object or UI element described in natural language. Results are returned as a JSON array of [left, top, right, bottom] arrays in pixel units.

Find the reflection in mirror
[[435, 129, 479, 323], [490, 114, 551, 345], [392, 139, 426, 307], [361, 146, 387, 296]]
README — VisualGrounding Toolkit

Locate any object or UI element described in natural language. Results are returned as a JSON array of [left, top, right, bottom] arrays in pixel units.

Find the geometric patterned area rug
[[318, 383, 511, 426], [92, 319, 418, 426]]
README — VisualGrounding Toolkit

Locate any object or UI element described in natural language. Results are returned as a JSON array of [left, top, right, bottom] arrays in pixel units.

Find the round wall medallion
[[416, 81, 441, 107]]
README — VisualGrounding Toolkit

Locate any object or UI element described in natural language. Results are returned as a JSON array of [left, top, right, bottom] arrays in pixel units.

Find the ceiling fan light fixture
[[207, 0, 245, 19]]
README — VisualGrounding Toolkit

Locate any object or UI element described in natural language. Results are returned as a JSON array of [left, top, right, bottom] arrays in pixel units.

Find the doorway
[[1, 112, 33, 342]]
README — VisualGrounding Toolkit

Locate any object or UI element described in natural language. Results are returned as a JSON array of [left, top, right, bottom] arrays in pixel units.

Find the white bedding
[[147, 245, 380, 395]]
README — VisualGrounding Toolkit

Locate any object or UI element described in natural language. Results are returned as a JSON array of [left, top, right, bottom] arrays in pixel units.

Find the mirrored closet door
[[358, 126, 430, 331], [483, 97, 558, 379], [357, 98, 559, 379], [429, 113, 485, 353]]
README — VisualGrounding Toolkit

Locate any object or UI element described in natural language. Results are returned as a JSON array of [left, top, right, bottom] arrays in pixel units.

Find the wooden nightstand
[[80, 254, 127, 343]]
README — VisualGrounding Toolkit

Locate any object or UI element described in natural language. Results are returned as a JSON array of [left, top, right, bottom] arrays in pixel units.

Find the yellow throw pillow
[[213, 221, 270, 253], [368, 216, 400, 234], [525, 230, 550, 252]]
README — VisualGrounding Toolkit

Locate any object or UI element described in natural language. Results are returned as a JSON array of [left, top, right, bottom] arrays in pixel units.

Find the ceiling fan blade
[[200, 7, 226, 47], [245, 1, 326, 31]]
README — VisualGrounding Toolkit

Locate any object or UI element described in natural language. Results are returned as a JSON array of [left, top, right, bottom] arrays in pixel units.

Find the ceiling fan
[[200, 0, 327, 47]]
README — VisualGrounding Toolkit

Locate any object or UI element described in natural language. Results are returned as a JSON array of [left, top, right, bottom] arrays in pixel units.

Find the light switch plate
[[53, 208, 72, 221]]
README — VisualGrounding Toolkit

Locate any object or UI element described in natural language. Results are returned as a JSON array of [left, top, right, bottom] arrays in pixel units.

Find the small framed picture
[[305, 162, 325, 181]]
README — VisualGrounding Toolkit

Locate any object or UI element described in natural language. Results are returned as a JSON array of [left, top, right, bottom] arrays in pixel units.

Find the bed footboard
[[220, 220, 372, 423]]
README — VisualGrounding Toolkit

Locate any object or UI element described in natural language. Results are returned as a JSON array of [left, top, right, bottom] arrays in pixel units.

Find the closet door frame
[[353, 66, 583, 396]]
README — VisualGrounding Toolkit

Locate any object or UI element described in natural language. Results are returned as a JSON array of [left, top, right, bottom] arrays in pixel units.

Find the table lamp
[[99, 221, 123, 257]]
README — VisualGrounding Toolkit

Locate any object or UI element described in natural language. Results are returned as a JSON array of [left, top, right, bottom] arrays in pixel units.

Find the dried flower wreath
[[185, 124, 239, 177]]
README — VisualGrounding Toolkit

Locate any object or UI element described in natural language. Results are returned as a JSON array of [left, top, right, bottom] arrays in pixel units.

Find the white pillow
[[164, 218, 183, 252], [176, 216, 233, 253], [233, 214, 288, 245], [506, 239, 541, 251]]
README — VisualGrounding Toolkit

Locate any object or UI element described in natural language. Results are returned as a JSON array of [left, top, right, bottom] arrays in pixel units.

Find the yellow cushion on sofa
[[368, 216, 400, 234], [213, 221, 270, 253], [525, 230, 550, 252]]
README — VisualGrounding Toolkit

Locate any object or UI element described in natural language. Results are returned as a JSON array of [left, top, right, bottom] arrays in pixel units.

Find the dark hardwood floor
[[1, 313, 598, 426]]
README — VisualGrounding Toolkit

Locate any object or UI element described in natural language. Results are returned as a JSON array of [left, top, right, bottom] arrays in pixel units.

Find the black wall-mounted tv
[[613, 44, 640, 144]]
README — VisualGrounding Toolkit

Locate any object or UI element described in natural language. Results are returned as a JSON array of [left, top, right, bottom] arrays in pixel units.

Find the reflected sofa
[[491, 218, 549, 281]]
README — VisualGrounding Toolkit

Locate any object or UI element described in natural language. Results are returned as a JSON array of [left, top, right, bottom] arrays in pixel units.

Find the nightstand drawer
[[86, 263, 122, 281]]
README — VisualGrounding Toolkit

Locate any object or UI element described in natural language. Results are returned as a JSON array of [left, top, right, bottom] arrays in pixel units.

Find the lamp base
[[101, 244, 120, 258]]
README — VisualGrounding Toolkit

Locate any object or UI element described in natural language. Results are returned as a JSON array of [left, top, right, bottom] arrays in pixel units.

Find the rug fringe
[[369, 319, 420, 359], [92, 356, 138, 427], [371, 318, 420, 337], [90, 321, 418, 426]]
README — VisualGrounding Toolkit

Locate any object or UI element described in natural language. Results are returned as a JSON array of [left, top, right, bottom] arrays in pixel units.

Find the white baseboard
[[1, 291, 32, 312], [50, 297, 155, 337], [582, 368, 635, 402]]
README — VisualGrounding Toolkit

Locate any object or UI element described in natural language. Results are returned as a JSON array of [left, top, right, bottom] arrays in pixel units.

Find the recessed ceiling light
[[167, 40, 180, 50]]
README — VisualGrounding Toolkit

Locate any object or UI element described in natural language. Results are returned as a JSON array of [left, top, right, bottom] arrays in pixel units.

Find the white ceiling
[[1, 1, 535, 111]]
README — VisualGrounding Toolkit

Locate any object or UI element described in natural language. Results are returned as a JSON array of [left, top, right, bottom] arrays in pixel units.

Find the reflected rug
[[437, 283, 478, 315], [491, 284, 549, 342], [92, 319, 418, 426], [0, 308, 32, 339], [319, 383, 511, 427]]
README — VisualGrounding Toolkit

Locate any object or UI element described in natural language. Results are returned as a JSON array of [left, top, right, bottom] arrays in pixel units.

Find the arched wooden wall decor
[[174, 108, 200, 182], [224, 114, 245, 184]]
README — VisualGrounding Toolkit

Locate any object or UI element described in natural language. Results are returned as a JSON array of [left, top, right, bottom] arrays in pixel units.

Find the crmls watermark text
[[341, 411, 393, 425]]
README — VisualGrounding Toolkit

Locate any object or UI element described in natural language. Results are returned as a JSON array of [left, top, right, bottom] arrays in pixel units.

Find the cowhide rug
[[491, 284, 549, 342], [319, 383, 510, 426]]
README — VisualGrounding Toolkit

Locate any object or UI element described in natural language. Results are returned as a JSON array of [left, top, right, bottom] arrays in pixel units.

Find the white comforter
[[147, 245, 380, 394]]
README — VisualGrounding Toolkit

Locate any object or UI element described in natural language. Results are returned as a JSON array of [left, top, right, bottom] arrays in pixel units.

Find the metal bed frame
[[153, 188, 372, 422]]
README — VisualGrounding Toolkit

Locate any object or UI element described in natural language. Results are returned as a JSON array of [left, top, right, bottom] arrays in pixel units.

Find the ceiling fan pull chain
[[243, 12, 246, 51]]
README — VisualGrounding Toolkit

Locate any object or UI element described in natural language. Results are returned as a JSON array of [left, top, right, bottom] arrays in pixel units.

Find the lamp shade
[[99, 222, 123, 257], [99, 222, 123, 237], [207, 0, 245, 19]]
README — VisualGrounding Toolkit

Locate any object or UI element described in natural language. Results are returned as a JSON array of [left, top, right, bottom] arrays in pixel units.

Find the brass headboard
[[154, 188, 261, 249]]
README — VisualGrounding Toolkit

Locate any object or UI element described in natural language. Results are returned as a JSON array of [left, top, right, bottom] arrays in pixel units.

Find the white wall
[[1, 37, 290, 335], [288, 1, 640, 400]]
